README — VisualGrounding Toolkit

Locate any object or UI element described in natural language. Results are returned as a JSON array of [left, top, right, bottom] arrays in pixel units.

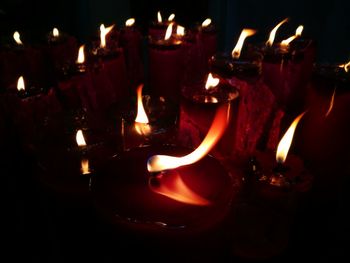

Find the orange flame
[[266, 18, 288, 47], [157, 11, 162, 23], [53, 28, 59, 37], [81, 158, 91, 175], [295, 25, 303, 37], [168, 13, 175, 22], [100, 24, 114, 48], [176, 25, 185, 36], [13, 31, 23, 45], [147, 103, 230, 172], [202, 18, 211, 27], [134, 84, 151, 136], [76, 45, 85, 64], [205, 73, 220, 90], [276, 111, 306, 163], [280, 35, 297, 49], [17, 76, 25, 91], [164, 23, 173, 40], [76, 129, 87, 147], [325, 89, 336, 117], [231, 28, 256, 59], [125, 18, 135, 27], [149, 171, 211, 206], [339, 61, 350, 72]]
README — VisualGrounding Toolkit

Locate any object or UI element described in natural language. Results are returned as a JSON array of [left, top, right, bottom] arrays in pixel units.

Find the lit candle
[[148, 11, 177, 39]]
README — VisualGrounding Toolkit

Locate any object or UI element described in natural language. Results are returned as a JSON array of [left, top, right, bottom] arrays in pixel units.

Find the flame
[[76, 129, 87, 147], [266, 18, 289, 47], [204, 96, 219, 103], [17, 76, 25, 91], [149, 171, 211, 206], [295, 25, 303, 37], [164, 23, 173, 40], [202, 18, 211, 27], [147, 103, 230, 172], [168, 13, 175, 21], [176, 25, 185, 36], [276, 111, 306, 163], [325, 88, 336, 117], [205, 73, 220, 90], [13, 31, 23, 45], [81, 158, 90, 175], [339, 61, 350, 72], [76, 45, 85, 64], [231, 28, 256, 59], [157, 11, 162, 23], [280, 35, 297, 48], [125, 18, 135, 27], [134, 84, 151, 135], [53, 28, 59, 37], [100, 24, 114, 48]]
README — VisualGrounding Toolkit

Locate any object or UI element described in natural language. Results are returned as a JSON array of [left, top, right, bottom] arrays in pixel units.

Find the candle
[[148, 23, 185, 101], [120, 84, 179, 150], [119, 18, 144, 89], [91, 104, 236, 238], [148, 11, 177, 39]]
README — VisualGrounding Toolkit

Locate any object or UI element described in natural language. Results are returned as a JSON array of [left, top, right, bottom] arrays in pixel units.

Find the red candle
[[119, 18, 144, 89], [148, 23, 185, 100], [148, 11, 176, 39]]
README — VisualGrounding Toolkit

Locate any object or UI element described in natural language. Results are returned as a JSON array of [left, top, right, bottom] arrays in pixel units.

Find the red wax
[[91, 145, 236, 237], [148, 41, 185, 100], [119, 26, 144, 89]]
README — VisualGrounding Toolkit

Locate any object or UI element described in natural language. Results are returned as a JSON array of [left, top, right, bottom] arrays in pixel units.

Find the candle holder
[[120, 94, 179, 150], [91, 144, 237, 239]]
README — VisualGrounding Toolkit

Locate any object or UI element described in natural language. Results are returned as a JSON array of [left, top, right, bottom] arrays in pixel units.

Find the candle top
[[148, 36, 182, 49]]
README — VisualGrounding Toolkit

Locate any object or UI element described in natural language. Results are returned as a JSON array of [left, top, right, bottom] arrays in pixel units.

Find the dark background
[[1, 0, 350, 62]]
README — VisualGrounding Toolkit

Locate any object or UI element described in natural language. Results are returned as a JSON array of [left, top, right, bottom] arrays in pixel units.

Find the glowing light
[[134, 84, 151, 136], [164, 23, 173, 40], [76, 129, 87, 147], [157, 11, 162, 23], [17, 76, 25, 91], [176, 25, 185, 36], [325, 89, 336, 117], [100, 24, 114, 48], [266, 18, 289, 47], [125, 18, 135, 27], [168, 13, 175, 22], [295, 25, 304, 37], [81, 159, 90, 175], [202, 18, 211, 27], [53, 28, 59, 37], [76, 45, 85, 64], [13, 31, 23, 45], [231, 28, 256, 59], [205, 73, 220, 90]]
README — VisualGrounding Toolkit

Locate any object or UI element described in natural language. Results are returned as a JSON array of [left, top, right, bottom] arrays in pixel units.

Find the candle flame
[[168, 13, 175, 22], [231, 28, 256, 59], [147, 103, 230, 172], [76, 129, 87, 147], [266, 18, 288, 47], [149, 171, 211, 206], [202, 18, 211, 27], [276, 111, 306, 163], [53, 27, 59, 37], [339, 61, 350, 72], [125, 18, 135, 27], [100, 23, 114, 48], [134, 84, 151, 135], [76, 45, 85, 64], [176, 25, 185, 36], [295, 25, 304, 37], [164, 23, 173, 40], [157, 11, 162, 23], [205, 73, 220, 90], [325, 88, 336, 117], [81, 158, 91, 175], [13, 31, 23, 45], [17, 76, 25, 91], [280, 35, 297, 48]]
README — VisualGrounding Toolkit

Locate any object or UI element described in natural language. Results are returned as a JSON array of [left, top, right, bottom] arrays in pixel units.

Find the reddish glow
[[17, 76, 25, 91], [266, 18, 288, 47], [76, 45, 85, 64], [231, 28, 256, 59], [149, 171, 211, 206], [147, 103, 230, 172], [157, 11, 162, 23], [295, 25, 304, 37], [100, 24, 114, 48], [134, 84, 151, 135], [205, 73, 220, 90], [168, 13, 175, 22], [202, 18, 211, 27], [53, 28, 59, 37], [81, 158, 90, 175], [164, 23, 173, 40], [13, 31, 23, 45], [276, 111, 306, 163], [76, 129, 87, 147], [325, 89, 336, 117], [125, 18, 135, 27]]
